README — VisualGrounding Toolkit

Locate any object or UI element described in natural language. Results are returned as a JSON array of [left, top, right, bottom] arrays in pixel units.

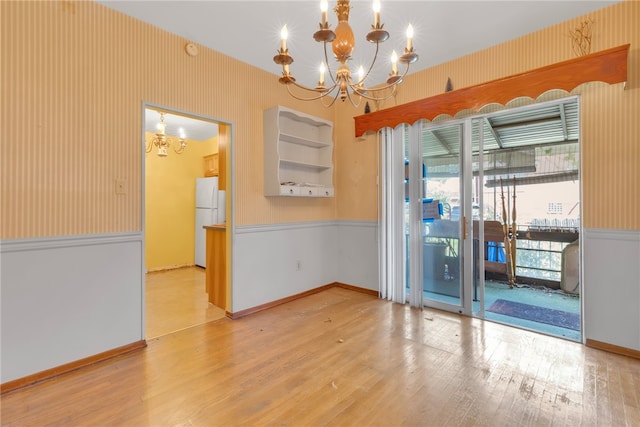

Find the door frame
[[409, 118, 475, 315], [141, 101, 234, 337], [399, 97, 583, 339]]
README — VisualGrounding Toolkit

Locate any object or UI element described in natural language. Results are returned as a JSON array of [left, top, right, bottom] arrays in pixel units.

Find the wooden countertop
[[203, 224, 226, 231]]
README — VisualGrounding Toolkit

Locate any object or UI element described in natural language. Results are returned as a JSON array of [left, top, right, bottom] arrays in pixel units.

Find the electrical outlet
[[115, 179, 127, 195], [296, 260, 301, 271]]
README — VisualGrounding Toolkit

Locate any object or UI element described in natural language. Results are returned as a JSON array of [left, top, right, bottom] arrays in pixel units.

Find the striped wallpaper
[[334, 0, 639, 229], [1, 0, 638, 239], [0, 0, 336, 239]]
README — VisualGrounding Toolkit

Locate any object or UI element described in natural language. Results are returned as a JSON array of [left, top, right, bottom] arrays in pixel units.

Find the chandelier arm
[[358, 41, 381, 85], [148, 136, 163, 152], [323, 42, 338, 86], [391, 61, 413, 83], [284, 82, 336, 102], [319, 88, 342, 108], [289, 78, 339, 97], [353, 62, 413, 95], [349, 76, 400, 102], [351, 87, 396, 102], [343, 88, 363, 109]]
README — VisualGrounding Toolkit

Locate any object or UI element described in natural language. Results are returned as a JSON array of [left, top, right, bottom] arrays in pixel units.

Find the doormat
[[486, 299, 580, 331]]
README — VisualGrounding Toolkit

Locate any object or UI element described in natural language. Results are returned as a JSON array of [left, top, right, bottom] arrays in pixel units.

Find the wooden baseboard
[[585, 339, 640, 360], [333, 282, 379, 297], [1, 340, 147, 395], [146, 264, 198, 273], [226, 282, 378, 319]]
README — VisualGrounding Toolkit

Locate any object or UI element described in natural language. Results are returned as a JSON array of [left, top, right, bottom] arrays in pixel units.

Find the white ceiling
[[100, 0, 618, 136], [145, 108, 218, 141]]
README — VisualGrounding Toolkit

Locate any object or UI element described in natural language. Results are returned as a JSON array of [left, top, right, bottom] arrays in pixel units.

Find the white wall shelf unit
[[264, 105, 334, 197]]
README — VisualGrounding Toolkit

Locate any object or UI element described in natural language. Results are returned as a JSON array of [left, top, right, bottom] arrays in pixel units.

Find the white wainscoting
[[583, 228, 640, 350], [335, 220, 378, 292], [232, 221, 379, 313], [233, 221, 337, 313], [0, 233, 144, 383]]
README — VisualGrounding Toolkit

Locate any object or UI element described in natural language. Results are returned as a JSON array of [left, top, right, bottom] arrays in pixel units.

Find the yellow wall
[[1, 0, 638, 241], [335, 0, 639, 230], [145, 132, 216, 271]]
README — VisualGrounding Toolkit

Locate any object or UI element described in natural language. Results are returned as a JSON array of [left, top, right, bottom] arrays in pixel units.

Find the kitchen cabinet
[[204, 153, 219, 177], [205, 225, 226, 310], [263, 105, 334, 197]]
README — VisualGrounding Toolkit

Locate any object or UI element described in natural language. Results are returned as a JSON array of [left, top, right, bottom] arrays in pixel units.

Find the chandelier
[[146, 112, 187, 157], [273, 0, 418, 107]]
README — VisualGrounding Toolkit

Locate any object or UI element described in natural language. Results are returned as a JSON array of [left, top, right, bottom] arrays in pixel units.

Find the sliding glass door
[[384, 97, 581, 341], [403, 120, 474, 314], [468, 99, 582, 341]]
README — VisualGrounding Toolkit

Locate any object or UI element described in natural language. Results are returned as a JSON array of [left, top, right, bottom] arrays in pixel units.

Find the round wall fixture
[[185, 43, 199, 57]]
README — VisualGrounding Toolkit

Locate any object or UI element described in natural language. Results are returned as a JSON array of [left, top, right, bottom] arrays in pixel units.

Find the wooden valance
[[354, 44, 630, 137]]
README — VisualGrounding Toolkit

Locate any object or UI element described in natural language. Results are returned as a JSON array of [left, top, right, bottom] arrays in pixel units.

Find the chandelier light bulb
[[280, 25, 288, 51], [373, 0, 381, 27], [179, 128, 186, 139], [319, 62, 326, 85], [406, 24, 414, 51], [391, 50, 398, 73], [320, 0, 328, 25], [358, 66, 364, 83]]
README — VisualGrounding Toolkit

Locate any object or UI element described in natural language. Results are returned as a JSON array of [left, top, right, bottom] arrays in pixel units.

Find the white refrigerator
[[195, 177, 226, 268]]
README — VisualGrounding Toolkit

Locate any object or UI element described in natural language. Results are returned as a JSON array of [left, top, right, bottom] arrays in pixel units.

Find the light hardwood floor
[[2, 287, 639, 426], [146, 266, 226, 339]]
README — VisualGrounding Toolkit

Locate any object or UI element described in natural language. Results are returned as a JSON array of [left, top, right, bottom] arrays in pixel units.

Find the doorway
[[142, 104, 231, 339], [399, 97, 582, 341]]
